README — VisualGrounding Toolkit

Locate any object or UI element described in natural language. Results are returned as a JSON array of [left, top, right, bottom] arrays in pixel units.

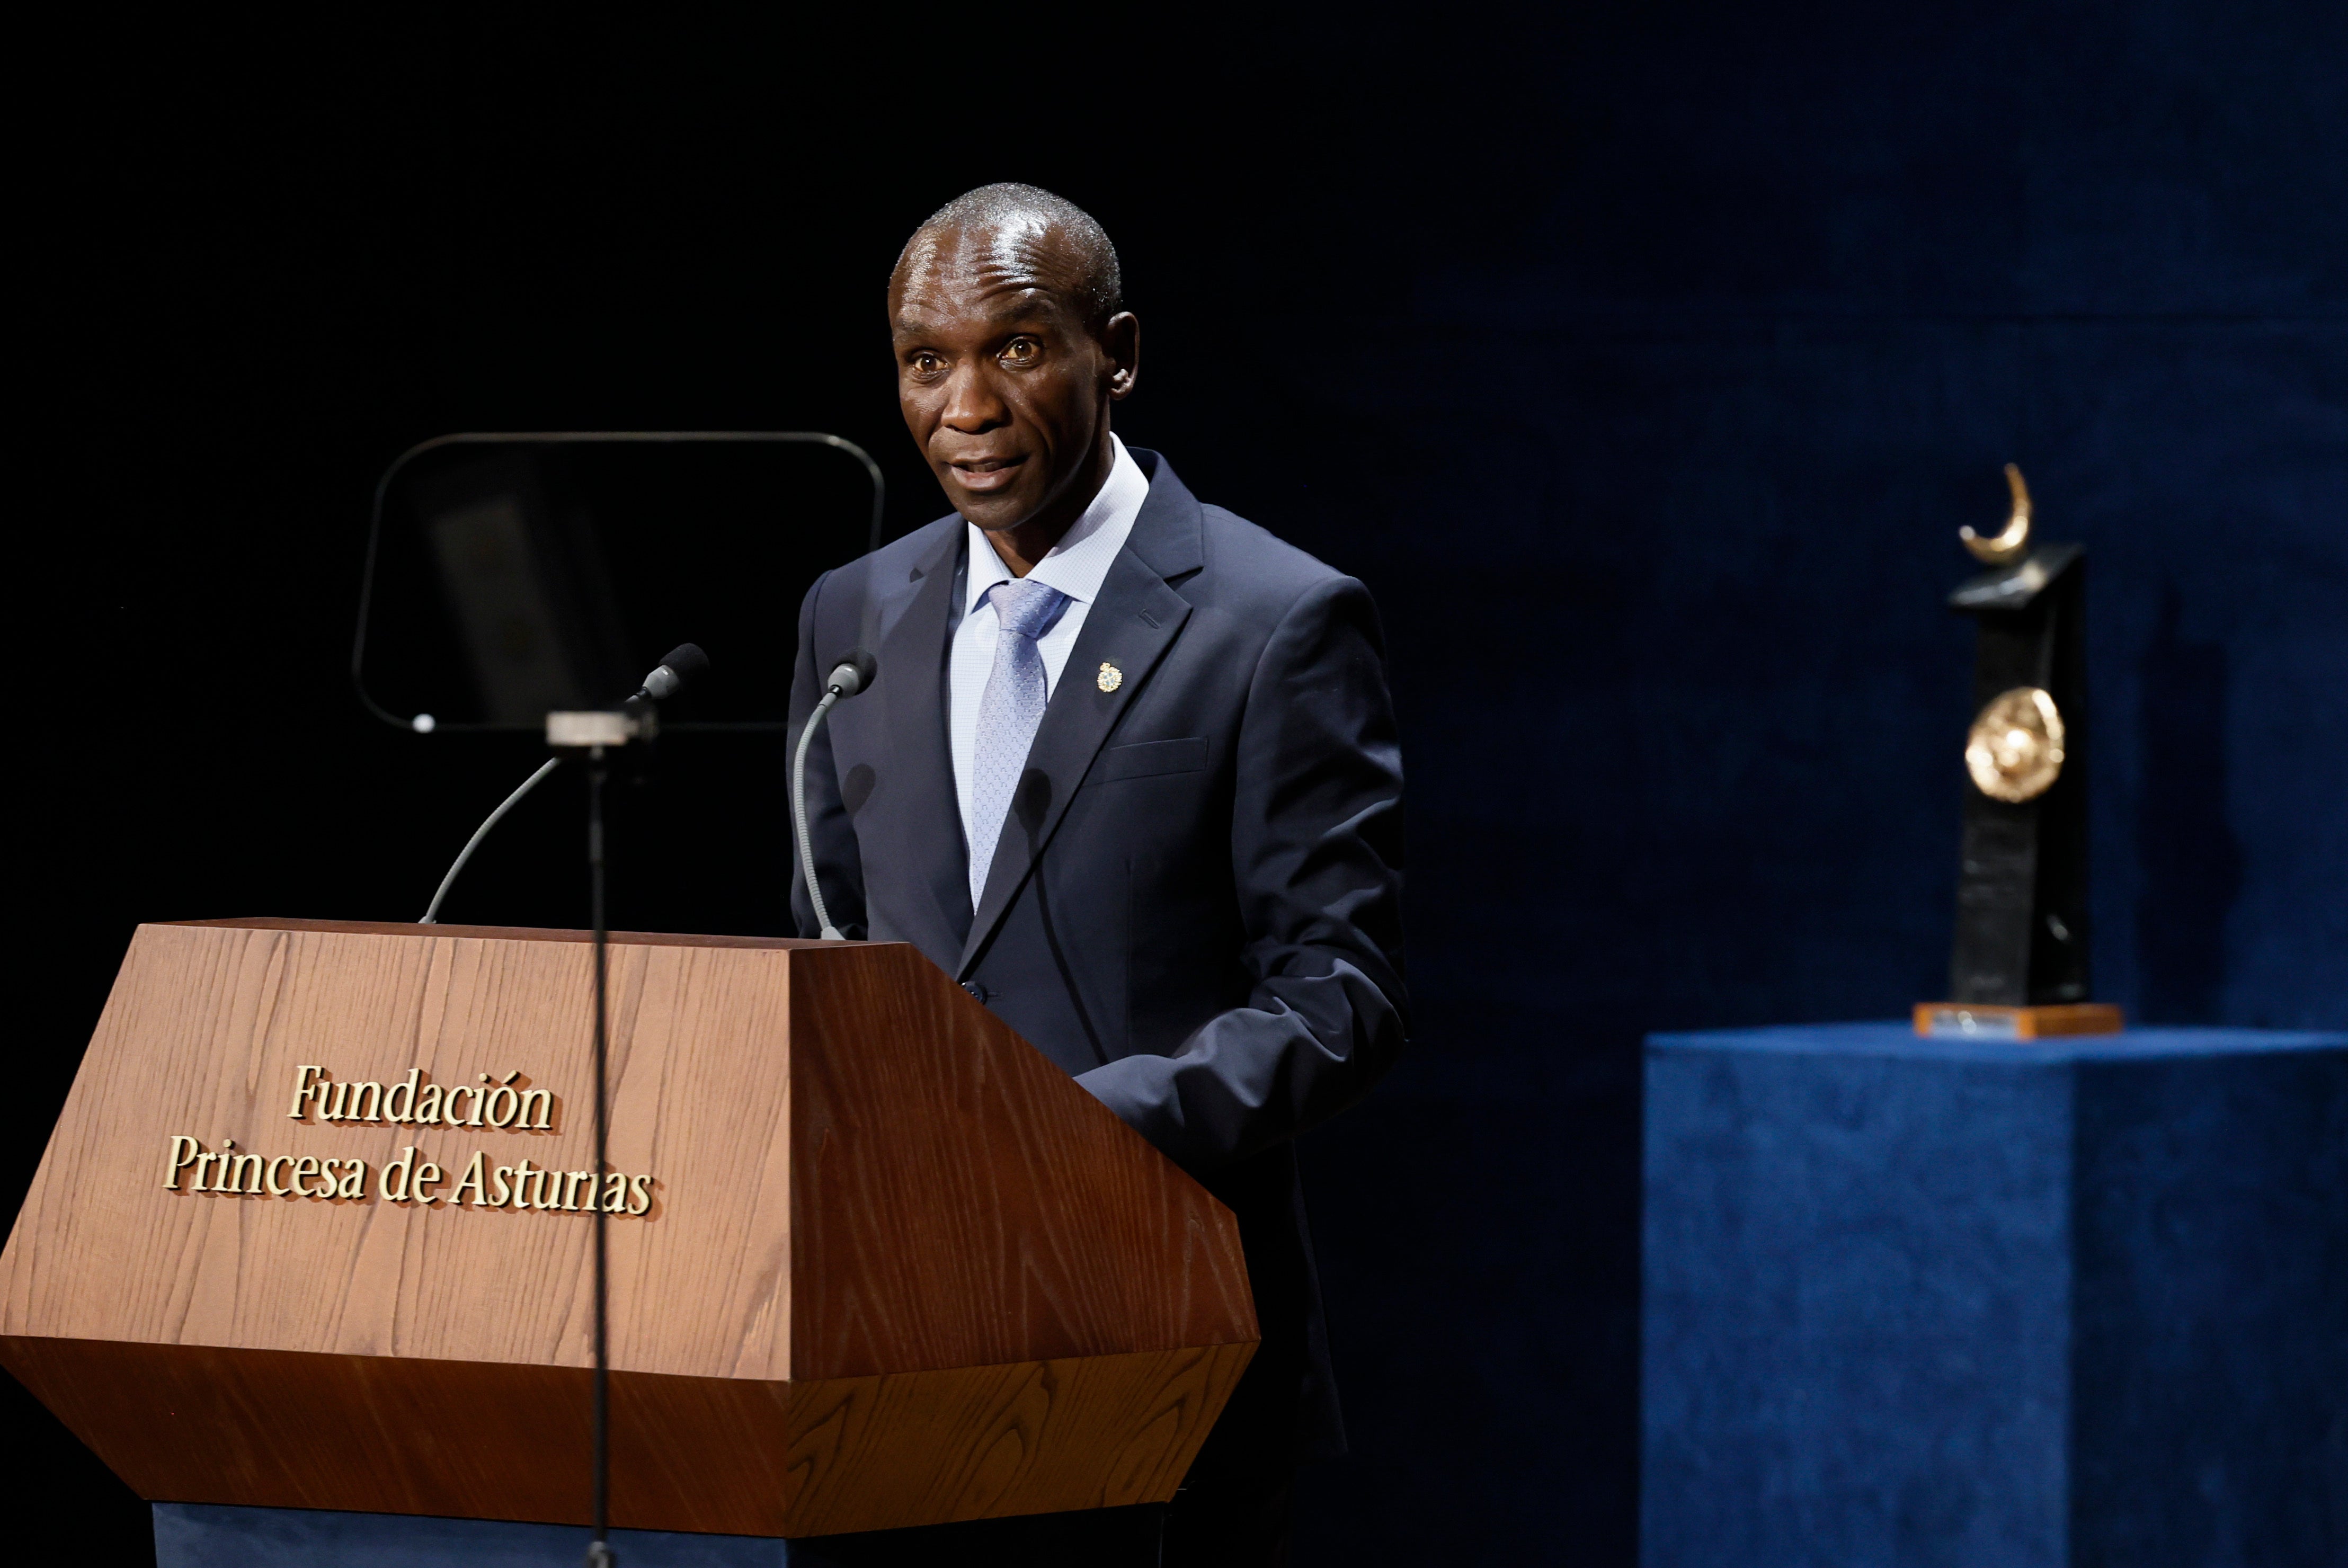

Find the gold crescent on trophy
[[1966, 686, 2066, 802], [1961, 464, 2032, 564]]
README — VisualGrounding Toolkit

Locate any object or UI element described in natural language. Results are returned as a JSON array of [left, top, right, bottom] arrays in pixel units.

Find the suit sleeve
[[787, 568, 868, 941], [1075, 574, 1408, 1170]]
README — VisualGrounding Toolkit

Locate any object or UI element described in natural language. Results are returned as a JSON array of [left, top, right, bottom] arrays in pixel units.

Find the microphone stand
[[420, 669, 693, 1565], [417, 646, 702, 928], [419, 758, 562, 924], [545, 709, 650, 1568], [791, 650, 877, 941], [587, 743, 613, 1568], [791, 686, 850, 941]]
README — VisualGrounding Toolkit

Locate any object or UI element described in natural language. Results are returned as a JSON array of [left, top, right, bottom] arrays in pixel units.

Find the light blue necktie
[[969, 577, 1068, 908]]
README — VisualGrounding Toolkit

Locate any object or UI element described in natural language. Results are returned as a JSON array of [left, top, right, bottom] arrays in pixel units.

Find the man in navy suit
[[790, 183, 1407, 1564]]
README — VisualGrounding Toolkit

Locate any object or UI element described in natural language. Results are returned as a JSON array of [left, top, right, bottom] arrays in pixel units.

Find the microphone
[[420, 642, 713, 925], [792, 647, 879, 941], [632, 642, 710, 702], [821, 648, 877, 699]]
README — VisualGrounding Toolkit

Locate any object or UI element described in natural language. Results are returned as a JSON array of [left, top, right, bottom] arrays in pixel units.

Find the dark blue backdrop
[[14, 3, 2343, 1563]]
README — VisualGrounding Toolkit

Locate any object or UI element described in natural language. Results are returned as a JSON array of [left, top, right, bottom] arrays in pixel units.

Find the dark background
[[15, 3, 2344, 1562]]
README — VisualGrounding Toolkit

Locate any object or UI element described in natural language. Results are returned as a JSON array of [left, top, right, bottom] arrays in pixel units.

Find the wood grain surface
[[0, 920, 1256, 1534], [787, 941, 1258, 1380], [2, 1335, 1253, 1537]]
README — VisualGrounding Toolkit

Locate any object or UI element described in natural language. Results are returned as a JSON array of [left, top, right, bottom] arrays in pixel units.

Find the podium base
[[1913, 1001, 2124, 1041], [155, 1502, 1166, 1567]]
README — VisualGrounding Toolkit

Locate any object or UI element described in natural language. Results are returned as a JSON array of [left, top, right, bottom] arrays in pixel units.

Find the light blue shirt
[[948, 433, 1150, 858]]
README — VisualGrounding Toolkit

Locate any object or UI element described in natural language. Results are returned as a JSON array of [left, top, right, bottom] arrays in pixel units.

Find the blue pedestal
[[1641, 1024, 2345, 1568]]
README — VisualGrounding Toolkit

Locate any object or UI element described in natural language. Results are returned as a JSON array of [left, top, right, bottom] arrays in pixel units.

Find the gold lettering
[[484, 1075, 520, 1129], [469, 1076, 490, 1127], [287, 1066, 322, 1120], [319, 1082, 353, 1122], [380, 1147, 417, 1202], [344, 1081, 384, 1123], [152, 1136, 654, 1217], [415, 1083, 446, 1125], [517, 1087, 553, 1130], [383, 1069, 421, 1124], [446, 1084, 477, 1126], [449, 1151, 489, 1207]]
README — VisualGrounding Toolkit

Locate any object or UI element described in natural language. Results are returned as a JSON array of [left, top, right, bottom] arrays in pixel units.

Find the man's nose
[[940, 363, 1007, 432]]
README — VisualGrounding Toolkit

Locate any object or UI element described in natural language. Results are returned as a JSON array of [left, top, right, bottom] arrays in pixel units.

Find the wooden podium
[[0, 919, 1257, 1540]]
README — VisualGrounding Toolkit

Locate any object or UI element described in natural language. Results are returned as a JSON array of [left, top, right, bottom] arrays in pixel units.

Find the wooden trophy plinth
[[1912, 1001, 2125, 1041]]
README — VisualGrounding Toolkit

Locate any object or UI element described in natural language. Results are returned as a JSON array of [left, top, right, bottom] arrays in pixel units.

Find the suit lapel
[[873, 523, 973, 957], [957, 452, 1204, 978]]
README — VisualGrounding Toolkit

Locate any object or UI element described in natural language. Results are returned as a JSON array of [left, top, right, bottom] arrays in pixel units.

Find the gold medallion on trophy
[[1964, 685, 2065, 803]]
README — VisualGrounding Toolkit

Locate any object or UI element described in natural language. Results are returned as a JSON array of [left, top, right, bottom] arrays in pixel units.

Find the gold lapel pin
[[1096, 661, 1123, 693]]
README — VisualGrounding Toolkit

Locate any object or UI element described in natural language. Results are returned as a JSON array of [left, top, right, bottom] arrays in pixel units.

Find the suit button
[[962, 981, 990, 1003]]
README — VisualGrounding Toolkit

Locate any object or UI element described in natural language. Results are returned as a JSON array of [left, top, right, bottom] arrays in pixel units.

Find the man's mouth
[[949, 455, 1026, 494]]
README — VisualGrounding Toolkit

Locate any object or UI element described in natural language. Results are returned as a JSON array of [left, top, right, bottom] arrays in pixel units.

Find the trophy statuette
[[1918, 466, 2123, 1041]]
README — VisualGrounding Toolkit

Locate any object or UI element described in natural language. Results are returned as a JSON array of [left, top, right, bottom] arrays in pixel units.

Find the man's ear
[[1102, 311, 1141, 402]]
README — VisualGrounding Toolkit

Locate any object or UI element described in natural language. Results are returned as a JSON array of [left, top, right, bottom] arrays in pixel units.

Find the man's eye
[[910, 352, 942, 375], [1001, 339, 1039, 366]]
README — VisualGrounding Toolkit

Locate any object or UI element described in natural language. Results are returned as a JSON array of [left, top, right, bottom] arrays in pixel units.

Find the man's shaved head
[[888, 183, 1140, 565], [893, 183, 1123, 333]]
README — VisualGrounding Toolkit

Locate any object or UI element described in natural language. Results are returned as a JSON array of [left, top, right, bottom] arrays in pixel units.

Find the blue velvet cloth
[[1641, 1023, 2345, 1568]]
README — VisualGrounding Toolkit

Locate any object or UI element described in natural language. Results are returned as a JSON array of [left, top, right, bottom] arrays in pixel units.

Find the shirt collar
[[962, 433, 1150, 620]]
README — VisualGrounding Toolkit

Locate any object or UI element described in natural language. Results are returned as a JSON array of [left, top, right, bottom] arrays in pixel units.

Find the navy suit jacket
[[787, 449, 1407, 1470]]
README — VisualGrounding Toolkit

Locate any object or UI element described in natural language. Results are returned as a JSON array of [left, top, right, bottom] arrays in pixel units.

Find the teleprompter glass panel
[[353, 434, 882, 733]]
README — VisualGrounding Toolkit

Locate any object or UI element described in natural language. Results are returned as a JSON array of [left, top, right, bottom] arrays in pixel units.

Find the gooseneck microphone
[[419, 645, 712, 924], [630, 642, 709, 703], [417, 759, 560, 924], [791, 649, 878, 941]]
